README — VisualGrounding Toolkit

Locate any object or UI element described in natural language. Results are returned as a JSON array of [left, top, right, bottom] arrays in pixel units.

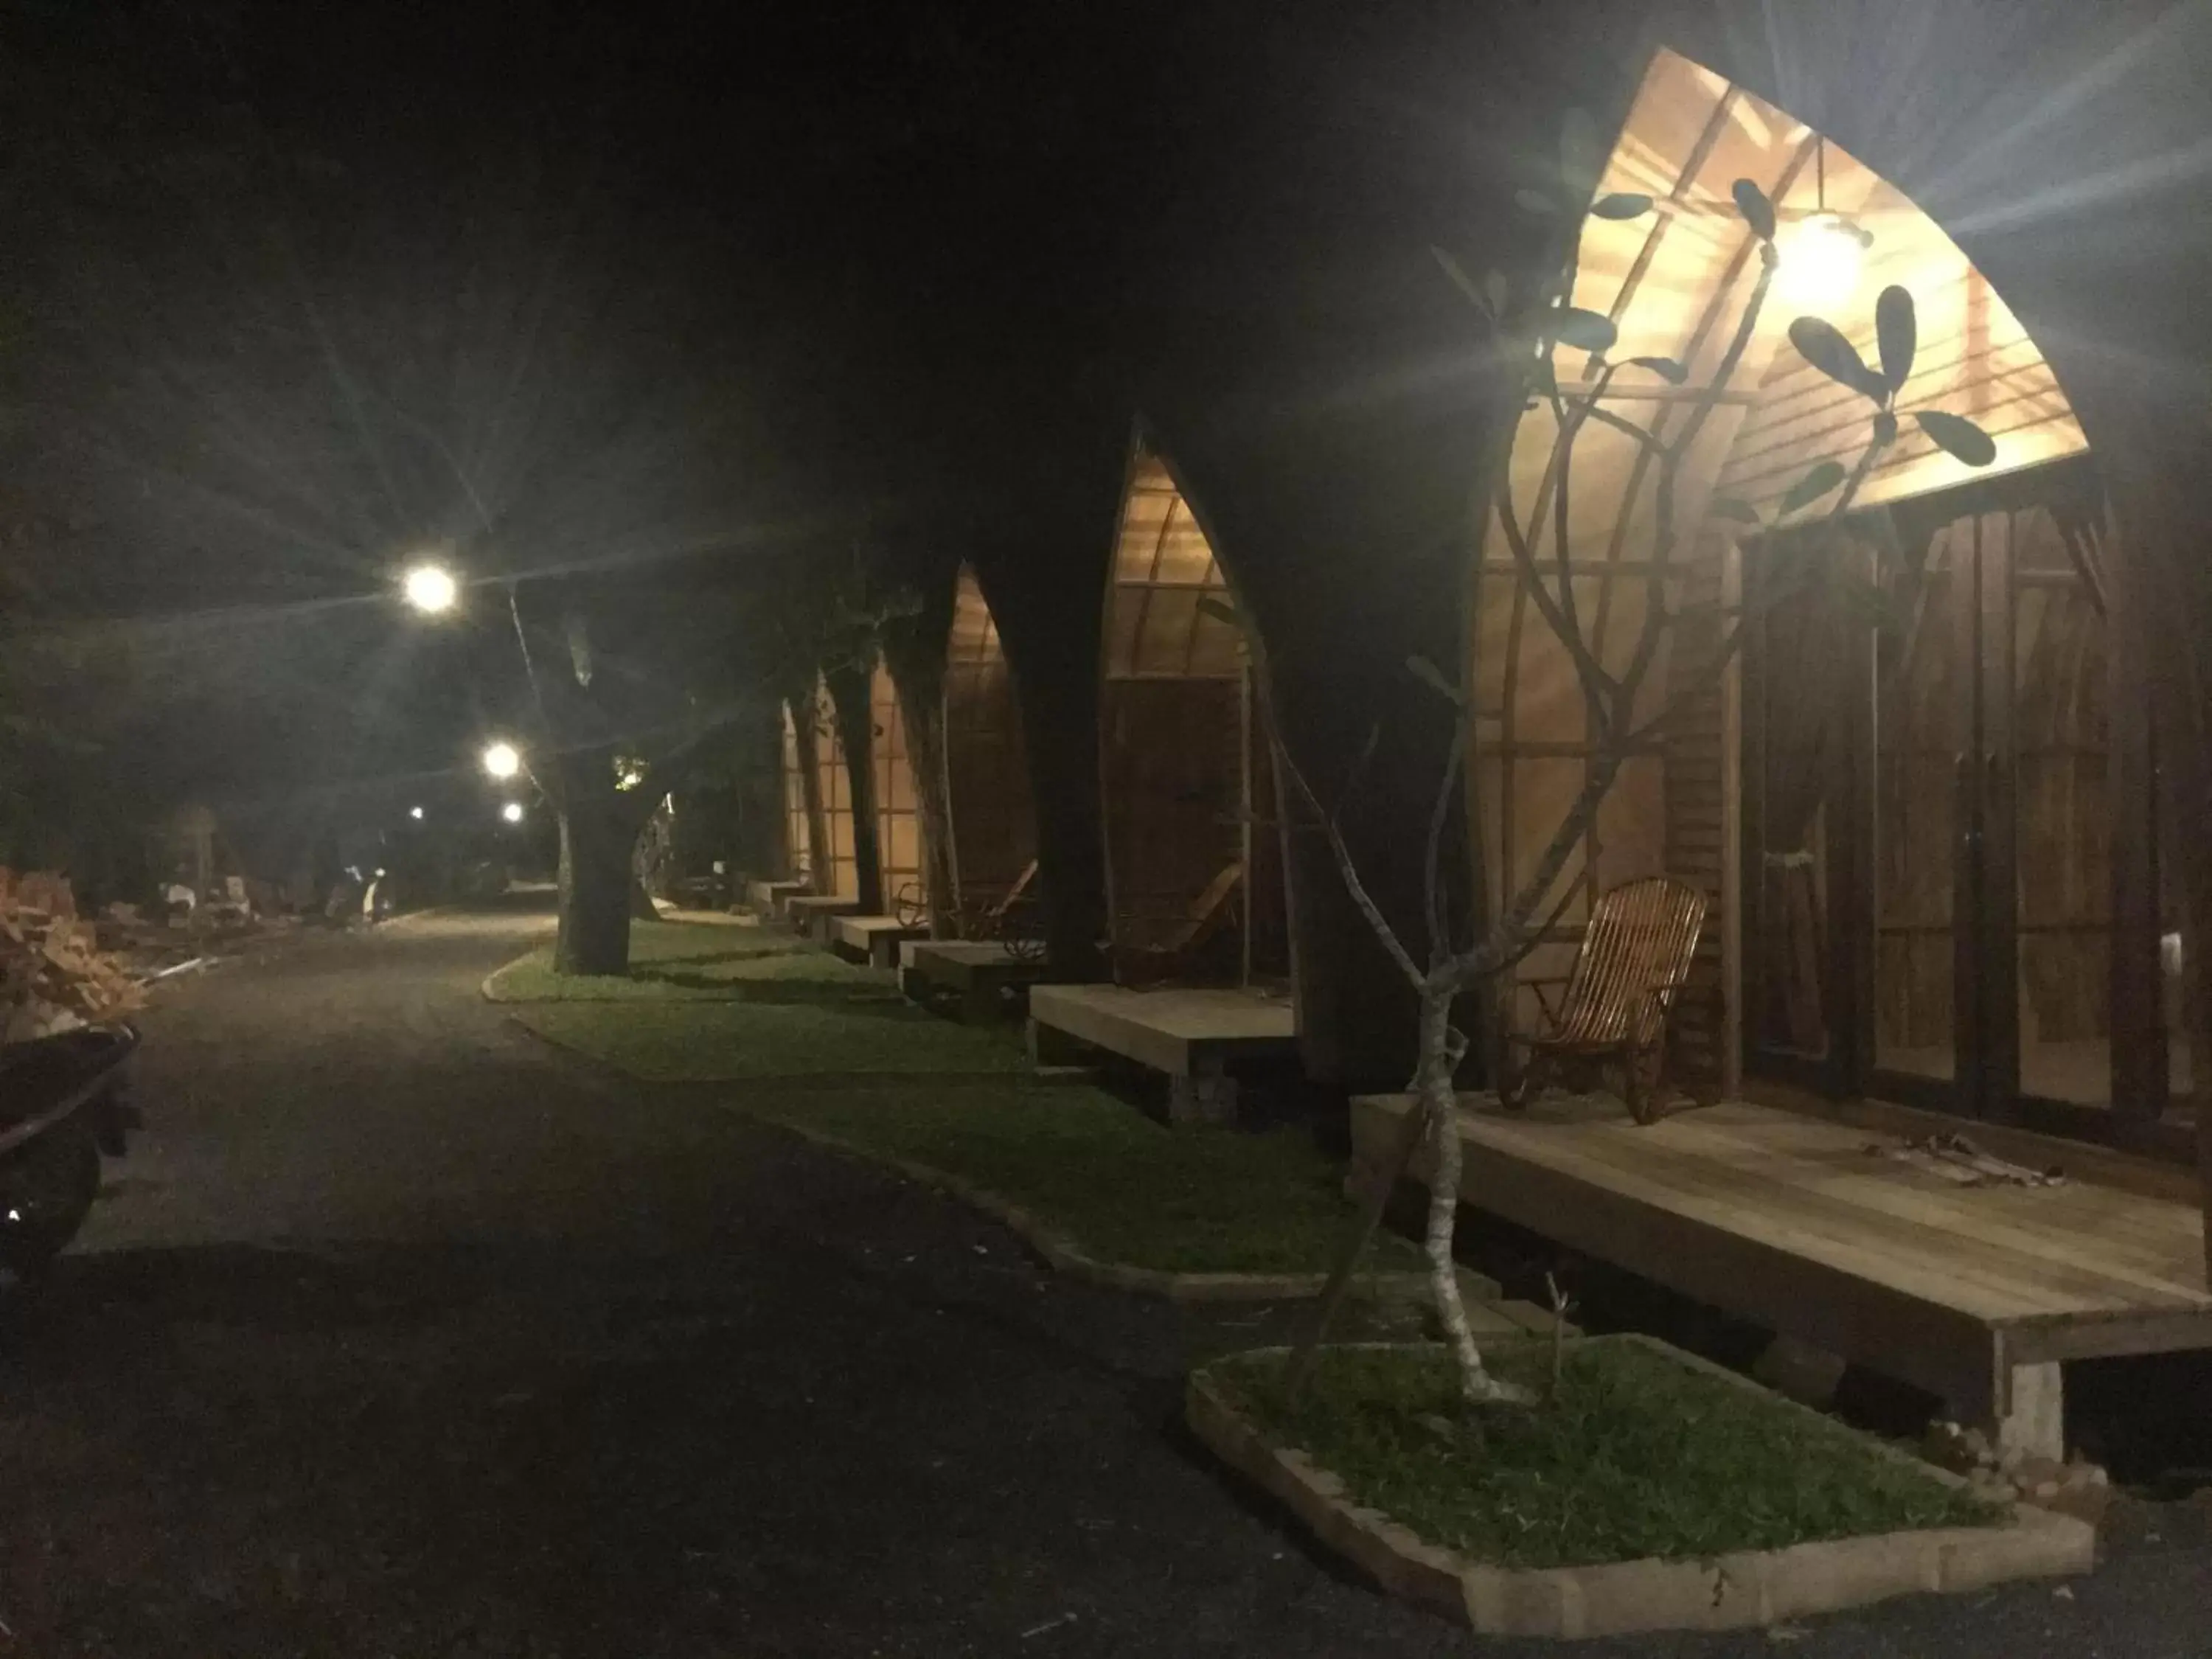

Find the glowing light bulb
[[481, 742, 521, 780], [501, 801, 525, 824], [1778, 213, 1869, 313], [408, 806, 425, 821], [403, 563, 459, 614]]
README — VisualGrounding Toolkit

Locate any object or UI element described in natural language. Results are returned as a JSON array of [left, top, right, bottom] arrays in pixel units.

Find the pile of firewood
[[0, 869, 145, 1045]]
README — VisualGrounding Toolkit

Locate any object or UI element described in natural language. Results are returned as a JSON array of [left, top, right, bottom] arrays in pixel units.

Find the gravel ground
[[1, 894, 2206, 1657]]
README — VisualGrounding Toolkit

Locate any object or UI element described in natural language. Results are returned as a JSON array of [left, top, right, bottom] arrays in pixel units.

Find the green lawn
[[745, 1085, 1424, 1277], [486, 919, 888, 1004], [498, 917, 1414, 1279], [1208, 1341, 1999, 1569]]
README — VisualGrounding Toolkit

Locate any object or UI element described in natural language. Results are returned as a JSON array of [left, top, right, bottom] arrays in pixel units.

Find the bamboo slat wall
[[1474, 50, 1863, 1068], [1101, 442, 1290, 983], [777, 667, 922, 908], [783, 678, 858, 898], [871, 661, 926, 911], [943, 564, 1035, 907]]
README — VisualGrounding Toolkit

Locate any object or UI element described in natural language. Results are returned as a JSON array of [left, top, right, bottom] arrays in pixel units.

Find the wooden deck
[[783, 894, 862, 943], [1029, 984, 1295, 1124], [743, 877, 808, 919], [1349, 1091, 2212, 1458], [827, 914, 923, 970], [899, 939, 1051, 1021]]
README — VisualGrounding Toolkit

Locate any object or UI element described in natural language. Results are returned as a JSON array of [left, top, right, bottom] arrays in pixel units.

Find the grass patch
[[745, 1085, 1423, 1277], [487, 919, 890, 1004], [1208, 1342, 2000, 1570], [509, 998, 1024, 1082]]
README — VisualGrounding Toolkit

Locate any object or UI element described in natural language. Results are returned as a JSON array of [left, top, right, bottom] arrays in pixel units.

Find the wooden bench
[[1351, 1090, 2212, 1460], [1113, 862, 1242, 987], [1029, 983, 1295, 1124], [829, 913, 926, 970], [900, 939, 1053, 1022]]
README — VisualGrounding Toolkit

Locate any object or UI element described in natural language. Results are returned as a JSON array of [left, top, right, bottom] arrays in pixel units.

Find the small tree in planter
[[1266, 119, 1998, 1406]]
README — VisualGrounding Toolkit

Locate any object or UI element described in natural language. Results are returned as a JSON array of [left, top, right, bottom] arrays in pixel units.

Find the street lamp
[[481, 741, 521, 780], [501, 801, 526, 824], [402, 563, 459, 615]]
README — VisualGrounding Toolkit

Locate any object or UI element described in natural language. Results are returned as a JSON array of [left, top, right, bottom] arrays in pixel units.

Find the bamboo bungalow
[[1342, 44, 2212, 1462]]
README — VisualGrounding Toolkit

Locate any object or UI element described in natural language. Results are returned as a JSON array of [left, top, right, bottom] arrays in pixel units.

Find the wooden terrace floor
[[1350, 1091, 2212, 1450]]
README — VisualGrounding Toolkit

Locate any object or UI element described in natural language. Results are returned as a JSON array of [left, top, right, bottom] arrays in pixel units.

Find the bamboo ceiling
[[1105, 447, 1243, 681]]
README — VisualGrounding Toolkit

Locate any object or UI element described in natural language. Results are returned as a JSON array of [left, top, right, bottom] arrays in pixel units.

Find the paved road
[[1, 898, 2206, 1656]]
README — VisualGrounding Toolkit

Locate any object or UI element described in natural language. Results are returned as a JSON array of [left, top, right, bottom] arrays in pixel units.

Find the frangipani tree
[[1272, 115, 2000, 1406]]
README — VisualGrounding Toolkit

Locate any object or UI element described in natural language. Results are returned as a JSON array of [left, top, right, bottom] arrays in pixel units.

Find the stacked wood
[[0, 869, 145, 1044]]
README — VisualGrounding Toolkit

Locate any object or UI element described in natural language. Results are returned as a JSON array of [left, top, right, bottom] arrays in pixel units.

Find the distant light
[[402, 563, 459, 615], [408, 806, 425, 821], [481, 741, 521, 780], [1778, 213, 1868, 313], [501, 802, 525, 824]]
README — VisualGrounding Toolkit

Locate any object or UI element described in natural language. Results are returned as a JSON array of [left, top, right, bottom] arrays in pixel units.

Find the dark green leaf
[[1629, 355, 1688, 384], [1432, 246, 1491, 314], [1778, 460, 1848, 517], [1731, 178, 1776, 242], [1516, 189, 1558, 216], [1406, 655, 1465, 705], [1710, 498, 1763, 526], [1590, 192, 1654, 220], [1552, 307, 1618, 354], [1916, 409, 1997, 467], [1874, 285, 1916, 395], [1788, 316, 1888, 403], [1872, 409, 1899, 448]]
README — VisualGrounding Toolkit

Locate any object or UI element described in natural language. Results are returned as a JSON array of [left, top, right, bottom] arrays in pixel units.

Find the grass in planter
[[1210, 1343, 1999, 1569], [487, 918, 888, 1004], [745, 1085, 1426, 1277]]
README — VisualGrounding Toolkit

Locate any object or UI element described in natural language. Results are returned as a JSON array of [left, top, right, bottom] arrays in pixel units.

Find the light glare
[[1778, 214, 1866, 313], [403, 563, 459, 614], [501, 801, 525, 824], [481, 741, 521, 780]]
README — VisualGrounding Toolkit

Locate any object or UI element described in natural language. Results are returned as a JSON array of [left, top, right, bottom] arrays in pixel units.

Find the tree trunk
[[1415, 987, 1520, 1404], [826, 661, 883, 915], [556, 793, 636, 975]]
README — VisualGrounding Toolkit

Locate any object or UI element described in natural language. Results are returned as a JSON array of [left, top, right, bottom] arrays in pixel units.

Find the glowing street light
[[481, 741, 521, 780], [501, 801, 526, 824], [402, 563, 459, 615], [408, 805, 425, 821]]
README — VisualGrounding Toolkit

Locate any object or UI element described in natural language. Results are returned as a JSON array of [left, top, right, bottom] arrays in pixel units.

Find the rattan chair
[[1498, 875, 1707, 1124]]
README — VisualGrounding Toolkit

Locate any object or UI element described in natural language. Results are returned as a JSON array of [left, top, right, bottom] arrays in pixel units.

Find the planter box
[[1186, 1336, 2093, 1639]]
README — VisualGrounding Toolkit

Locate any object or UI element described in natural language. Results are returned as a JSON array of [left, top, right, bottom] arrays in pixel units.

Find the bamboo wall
[[782, 678, 858, 898], [943, 564, 1035, 907], [779, 666, 923, 908], [1101, 442, 1290, 984]]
